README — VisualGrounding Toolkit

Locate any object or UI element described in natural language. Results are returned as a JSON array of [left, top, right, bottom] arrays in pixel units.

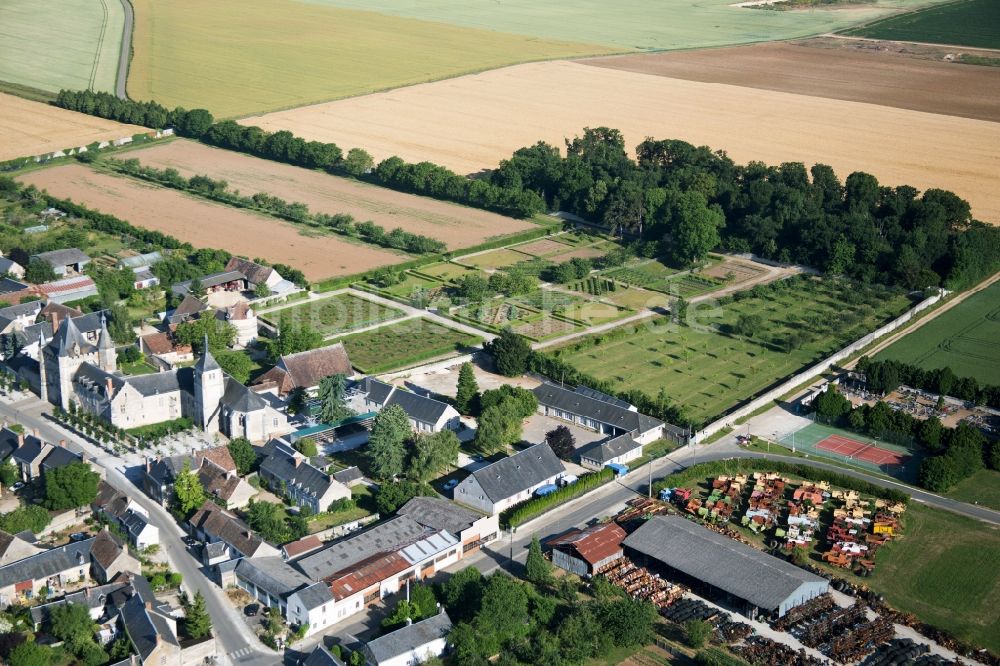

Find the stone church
[[39, 316, 287, 442]]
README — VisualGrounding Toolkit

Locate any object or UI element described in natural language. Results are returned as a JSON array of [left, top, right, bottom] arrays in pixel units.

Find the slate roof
[[172, 270, 245, 296], [40, 445, 84, 471], [533, 382, 664, 436], [30, 581, 129, 627], [577, 433, 643, 465], [303, 646, 345, 666], [397, 496, 483, 536], [0, 257, 22, 276], [294, 581, 335, 610], [364, 611, 452, 665], [189, 500, 266, 557], [0, 277, 27, 295], [294, 515, 431, 581], [94, 481, 132, 519], [166, 294, 208, 324], [225, 257, 275, 285], [120, 592, 179, 660], [622, 515, 828, 612], [120, 511, 152, 540], [11, 436, 49, 466], [48, 316, 94, 358], [234, 557, 311, 597], [34, 248, 90, 268], [332, 466, 363, 486], [146, 445, 236, 486], [222, 376, 267, 412], [468, 443, 565, 502], [260, 449, 342, 501], [0, 537, 95, 588], [0, 301, 42, 329], [0, 427, 23, 461], [550, 522, 626, 566], [254, 343, 353, 394], [362, 378, 452, 425]]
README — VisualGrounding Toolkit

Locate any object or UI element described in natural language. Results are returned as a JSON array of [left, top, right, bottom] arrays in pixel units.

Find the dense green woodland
[[53, 91, 1000, 291]]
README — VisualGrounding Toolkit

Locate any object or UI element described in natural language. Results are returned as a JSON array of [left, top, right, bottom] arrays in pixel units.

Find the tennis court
[[779, 421, 920, 481]]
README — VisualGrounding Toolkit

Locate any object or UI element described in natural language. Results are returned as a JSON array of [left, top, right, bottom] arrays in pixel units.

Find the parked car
[[442, 479, 459, 491], [9, 482, 23, 492], [244, 603, 260, 617], [69, 532, 89, 542]]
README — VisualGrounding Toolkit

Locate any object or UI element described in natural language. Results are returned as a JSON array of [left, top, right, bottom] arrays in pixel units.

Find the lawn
[[862, 502, 1000, 653], [549, 278, 912, 424], [311, 0, 941, 51], [846, 0, 1000, 49], [875, 280, 1000, 384], [126, 0, 613, 117], [416, 262, 481, 283], [944, 468, 1000, 511], [307, 486, 374, 532], [263, 293, 404, 337], [460, 248, 535, 270], [337, 318, 481, 374], [0, 0, 124, 93]]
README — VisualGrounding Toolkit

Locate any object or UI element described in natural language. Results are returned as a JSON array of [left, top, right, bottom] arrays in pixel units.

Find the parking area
[[520, 414, 606, 451], [389, 359, 540, 400]]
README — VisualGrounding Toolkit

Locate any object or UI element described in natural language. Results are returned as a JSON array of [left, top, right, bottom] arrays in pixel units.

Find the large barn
[[623, 515, 828, 619]]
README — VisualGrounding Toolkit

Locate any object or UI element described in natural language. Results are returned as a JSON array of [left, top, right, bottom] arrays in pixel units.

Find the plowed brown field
[[17, 164, 407, 281], [125, 140, 534, 249], [0, 93, 144, 161], [243, 60, 1000, 224], [584, 41, 1000, 123]]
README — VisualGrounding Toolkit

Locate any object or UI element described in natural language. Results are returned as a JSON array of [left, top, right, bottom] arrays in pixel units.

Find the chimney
[[51, 310, 60, 331], [32, 428, 39, 437], [58, 439, 65, 448], [145, 457, 151, 473], [16, 431, 24, 447], [145, 600, 153, 611], [105, 378, 114, 396]]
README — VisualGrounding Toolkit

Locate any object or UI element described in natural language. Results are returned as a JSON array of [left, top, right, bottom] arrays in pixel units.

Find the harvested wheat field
[[245, 61, 1000, 224], [126, 140, 535, 249], [17, 165, 407, 281], [0, 93, 145, 161], [584, 41, 1000, 122]]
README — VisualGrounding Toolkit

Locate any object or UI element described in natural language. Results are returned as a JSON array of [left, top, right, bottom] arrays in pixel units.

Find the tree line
[[857, 356, 1000, 409], [812, 386, 998, 491], [492, 129, 1000, 288], [53, 90, 542, 219], [106, 158, 447, 254], [55, 91, 1000, 290]]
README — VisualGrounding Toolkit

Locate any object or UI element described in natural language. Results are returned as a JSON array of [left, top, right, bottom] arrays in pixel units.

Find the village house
[[258, 440, 351, 514], [0, 255, 25, 280], [131, 266, 160, 290], [171, 270, 247, 299], [143, 445, 239, 507], [164, 294, 208, 327], [253, 342, 354, 397], [225, 256, 297, 296], [92, 481, 159, 550], [303, 646, 345, 666], [0, 278, 29, 306], [576, 433, 645, 471], [0, 530, 44, 565], [362, 610, 452, 666], [281, 535, 323, 561], [532, 382, 678, 444], [10, 431, 88, 482], [359, 378, 461, 433], [32, 248, 91, 276], [0, 530, 131, 607], [550, 522, 627, 577], [453, 442, 566, 515], [188, 500, 279, 564]]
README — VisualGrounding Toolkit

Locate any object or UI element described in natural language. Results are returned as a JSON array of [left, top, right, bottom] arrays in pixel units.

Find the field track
[[244, 60, 1000, 225], [583, 41, 1000, 123], [0, 93, 144, 161], [125, 140, 536, 250], [16, 164, 408, 281]]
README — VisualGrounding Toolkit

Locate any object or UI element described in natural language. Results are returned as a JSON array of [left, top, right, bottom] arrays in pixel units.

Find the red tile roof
[[550, 522, 626, 565], [282, 535, 322, 559]]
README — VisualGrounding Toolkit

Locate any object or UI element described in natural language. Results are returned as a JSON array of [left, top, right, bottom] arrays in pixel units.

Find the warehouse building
[[623, 515, 828, 619], [550, 522, 626, 577]]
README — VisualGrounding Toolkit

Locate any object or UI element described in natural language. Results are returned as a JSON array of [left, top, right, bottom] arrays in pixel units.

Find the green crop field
[[875, 281, 1000, 384], [549, 278, 912, 424], [310, 0, 945, 51], [0, 0, 124, 93], [846, 0, 1000, 48], [263, 293, 404, 337], [336, 319, 481, 374], [864, 502, 1000, 653], [127, 0, 614, 118]]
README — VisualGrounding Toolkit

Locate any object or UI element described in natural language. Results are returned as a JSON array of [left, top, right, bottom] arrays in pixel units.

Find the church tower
[[97, 313, 117, 372], [193, 335, 224, 432]]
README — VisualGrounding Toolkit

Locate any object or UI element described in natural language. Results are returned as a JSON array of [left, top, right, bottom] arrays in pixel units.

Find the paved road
[[113, 0, 133, 98], [0, 396, 278, 666]]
